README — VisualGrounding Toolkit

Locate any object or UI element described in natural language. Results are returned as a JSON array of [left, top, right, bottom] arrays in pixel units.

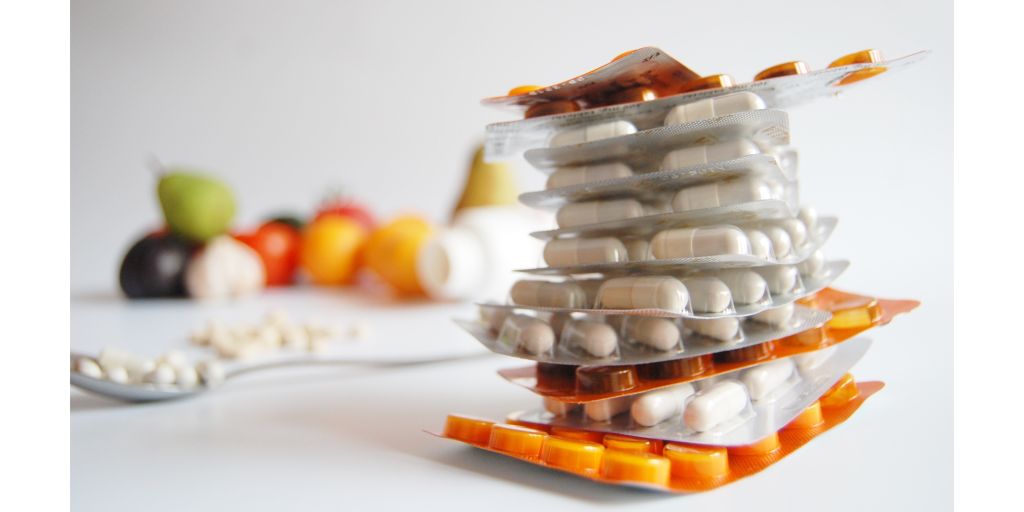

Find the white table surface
[[71, 285, 949, 511]]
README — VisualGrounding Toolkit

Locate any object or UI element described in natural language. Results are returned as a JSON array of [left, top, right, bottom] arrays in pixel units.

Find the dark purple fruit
[[119, 232, 197, 298]]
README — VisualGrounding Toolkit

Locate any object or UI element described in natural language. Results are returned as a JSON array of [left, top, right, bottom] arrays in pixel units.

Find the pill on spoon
[[142, 364, 176, 385], [76, 358, 103, 379]]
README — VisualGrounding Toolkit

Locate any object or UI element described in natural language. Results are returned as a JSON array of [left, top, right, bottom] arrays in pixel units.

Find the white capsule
[[650, 226, 752, 259], [159, 350, 189, 369], [761, 227, 793, 259], [771, 218, 809, 248], [105, 365, 129, 383], [681, 277, 732, 313], [510, 280, 589, 308], [755, 265, 801, 295], [501, 314, 556, 355], [631, 383, 696, 427], [745, 230, 774, 260], [664, 92, 766, 126], [174, 365, 200, 387], [623, 317, 682, 351], [660, 139, 760, 171], [563, 319, 619, 358], [556, 198, 647, 228], [75, 358, 103, 379], [672, 179, 774, 213], [623, 238, 651, 261], [749, 303, 795, 326], [546, 162, 633, 189], [98, 346, 155, 383], [585, 395, 633, 422], [682, 317, 740, 341], [798, 206, 818, 232], [481, 306, 514, 334], [142, 364, 176, 385], [792, 346, 838, 371], [195, 360, 226, 384], [684, 380, 749, 432], [544, 397, 581, 416], [797, 250, 826, 279], [595, 276, 689, 312], [544, 238, 629, 267], [741, 358, 796, 400], [715, 270, 768, 305], [550, 120, 637, 147]]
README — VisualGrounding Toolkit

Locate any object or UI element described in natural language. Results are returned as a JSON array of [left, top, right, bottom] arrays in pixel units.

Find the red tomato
[[234, 221, 302, 286], [314, 198, 376, 232]]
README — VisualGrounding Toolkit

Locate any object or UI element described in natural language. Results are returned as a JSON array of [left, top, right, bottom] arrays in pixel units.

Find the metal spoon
[[70, 351, 487, 403]]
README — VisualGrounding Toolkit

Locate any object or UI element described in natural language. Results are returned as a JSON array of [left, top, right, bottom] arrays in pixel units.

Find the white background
[[66, 1, 952, 510]]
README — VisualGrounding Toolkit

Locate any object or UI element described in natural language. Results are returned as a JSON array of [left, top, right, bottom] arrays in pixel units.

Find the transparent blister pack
[[495, 289, 917, 402], [480, 259, 848, 319], [515, 339, 870, 447], [527, 216, 836, 275], [522, 109, 790, 172], [459, 304, 832, 366], [482, 48, 930, 161]]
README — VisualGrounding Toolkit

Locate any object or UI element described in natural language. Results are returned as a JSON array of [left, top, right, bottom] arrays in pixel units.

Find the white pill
[[797, 250, 826, 279], [798, 206, 818, 232], [623, 238, 651, 261], [660, 139, 760, 171], [745, 230, 774, 260], [681, 277, 733, 314], [585, 395, 633, 422], [671, 179, 774, 212], [631, 383, 696, 427], [142, 364, 176, 385], [623, 317, 682, 351], [510, 280, 589, 308], [682, 317, 740, 341], [755, 265, 801, 295], [539, 311, 573, 338], [793, 346, 837, 371], [595, 276, 689, 312], [563, 319, 619, 358], [771, 218, 809, 248], [546, 162, 633, 189], [544, 238, 629, 267], [544, 397, 581, 416], [481, 306, 514, 334], [761, 226, 793, 259], [550, 120, 637, 147], [556, 198, 647, 228], [501, 314, 556, 355], [715, 270, 768, 305], [195, 360, 226, 384], [684, 380, 749, 432], [749, 303, 795, 326], [75, 358, 103, 379], [741, 358, 796, 400], [105, 366, 128, 383], [650, 226, 752, 259], [100, 347, 154, 383], [160, 350, 189, 369], [174, 365, 200, 387], [663, 92, 766, 126]]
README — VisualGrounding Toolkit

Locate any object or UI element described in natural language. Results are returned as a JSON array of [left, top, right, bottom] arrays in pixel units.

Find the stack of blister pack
[[429, 48, 925, 493]]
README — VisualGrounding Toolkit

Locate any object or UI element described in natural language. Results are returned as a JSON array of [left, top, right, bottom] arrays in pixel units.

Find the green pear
[[158, 170, 236, 242]]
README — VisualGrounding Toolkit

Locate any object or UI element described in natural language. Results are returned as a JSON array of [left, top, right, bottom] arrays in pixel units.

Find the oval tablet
[[623, 317, 681, 351], [681, 277, 733, 313], [684, 380, 749, 432], [745, 230, 774, 260], [761, 226, 793, 259], [546, 162, 633, 190], [650, 226, 752, 259], [596, 276, 689, 312], [754, 266, 801, 295], [663, 92, 766, 126], [510, 280, 589, 308], [750, 303, 795, 326], [585, 395, 632, 422], [630, 383, 695, 427], [771, 218, 809, 248], [682, 317, 740, 341], [797, 250, 826, 278], [798, 206, 818, 232], [550, 120, 637, 147], [671, 179, 774, 213], [562, 319, 619, 358], [715, 270, 768, 305], [499, 314, 556, 355], [740, 358, 796, 400], [544, 238, 629, 267], [792, 345, 837, 371], [556, 198, 647, 229], [660, 139, 760, 171]]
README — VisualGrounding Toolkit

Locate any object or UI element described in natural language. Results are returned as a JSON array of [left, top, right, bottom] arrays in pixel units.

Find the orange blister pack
[[497, 288, 917, 402], [428, 377, 882, 493]]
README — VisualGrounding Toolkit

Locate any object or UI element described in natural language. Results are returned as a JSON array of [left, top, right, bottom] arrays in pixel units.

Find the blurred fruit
[[184, 235, 266, 299], [364, 216, 433, 295], [119, 232, 197, 298], [315, 196, 376, 232], [266, 215, 305, 231], [300, 216, 369, 285], [453, 145, 518, 218], [235, 221, 302, 286], [158, 170, 236, 242]]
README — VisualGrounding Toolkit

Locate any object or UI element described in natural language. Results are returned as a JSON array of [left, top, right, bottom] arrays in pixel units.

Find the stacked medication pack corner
[[430, 48, 924, 493]]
